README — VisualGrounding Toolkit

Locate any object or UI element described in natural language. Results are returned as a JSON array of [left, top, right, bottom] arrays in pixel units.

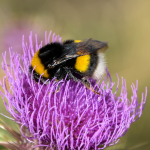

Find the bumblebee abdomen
[[75, 55, 90, 73], [92, 53, 106, 80], [74, 53, 99, 78]]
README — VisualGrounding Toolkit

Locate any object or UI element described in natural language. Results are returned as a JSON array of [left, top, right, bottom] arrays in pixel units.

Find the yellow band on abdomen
[[75, 55, 90, 73], [74, 40, 82, 43]]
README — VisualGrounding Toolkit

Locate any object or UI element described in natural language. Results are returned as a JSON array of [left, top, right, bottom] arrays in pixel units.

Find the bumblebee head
[[30, 42, 64, 79]]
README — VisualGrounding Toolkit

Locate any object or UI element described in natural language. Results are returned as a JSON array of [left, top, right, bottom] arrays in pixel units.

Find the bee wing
[[76, 39, 108, 55], [51, 39, 108, 66]]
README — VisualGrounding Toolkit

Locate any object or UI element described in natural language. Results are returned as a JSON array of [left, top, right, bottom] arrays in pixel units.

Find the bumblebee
[[29, 39, 108, 94]]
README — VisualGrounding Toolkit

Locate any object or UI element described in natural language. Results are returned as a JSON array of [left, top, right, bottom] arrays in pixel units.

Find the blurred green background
[[0, 0, 150, 149]]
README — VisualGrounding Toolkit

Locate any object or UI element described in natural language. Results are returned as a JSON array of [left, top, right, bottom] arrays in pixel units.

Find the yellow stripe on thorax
[[75, 55, 90, 73], [31, 51, 50, 78]]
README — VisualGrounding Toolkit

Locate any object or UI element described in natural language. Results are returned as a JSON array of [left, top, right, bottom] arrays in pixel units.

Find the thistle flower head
[[0, 31, 147, 150]]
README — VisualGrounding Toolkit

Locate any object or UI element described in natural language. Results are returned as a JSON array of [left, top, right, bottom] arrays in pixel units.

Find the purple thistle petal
[[0, 31, 147, 150]]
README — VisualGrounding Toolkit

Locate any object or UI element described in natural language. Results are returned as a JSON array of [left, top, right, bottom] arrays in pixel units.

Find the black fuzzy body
[[29, 39, 107, 84]]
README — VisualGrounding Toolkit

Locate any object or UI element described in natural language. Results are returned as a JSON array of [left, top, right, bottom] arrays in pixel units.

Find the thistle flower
[[0, 31, 147, 150]]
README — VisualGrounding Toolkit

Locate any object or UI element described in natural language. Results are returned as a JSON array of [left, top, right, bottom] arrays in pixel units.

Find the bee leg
[[52, 84, 60, 94], [51, 79, 60, 94], [64, 67, 100, 95], [52, 68, 65, 94], [63, 67, 80, 82], [52, 67, 77, 94], [81, 77, 100, 95]]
